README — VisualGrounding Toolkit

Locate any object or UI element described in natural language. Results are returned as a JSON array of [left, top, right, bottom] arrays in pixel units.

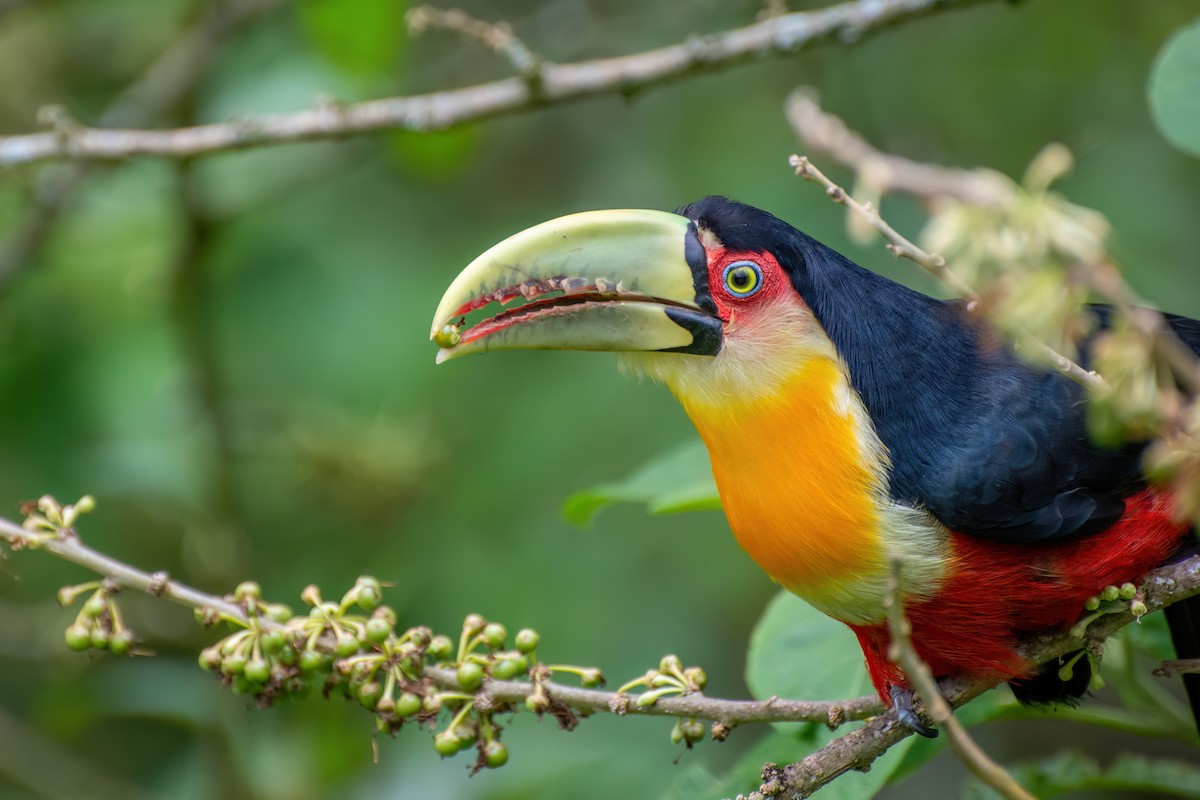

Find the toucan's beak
[[430, 209, 722, 363]]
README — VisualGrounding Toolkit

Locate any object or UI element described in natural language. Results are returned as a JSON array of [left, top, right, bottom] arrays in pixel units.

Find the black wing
[[792, 231, 1199, 542]]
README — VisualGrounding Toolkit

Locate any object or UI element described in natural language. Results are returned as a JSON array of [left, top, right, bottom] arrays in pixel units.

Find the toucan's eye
[[722, 261, 763, 297]]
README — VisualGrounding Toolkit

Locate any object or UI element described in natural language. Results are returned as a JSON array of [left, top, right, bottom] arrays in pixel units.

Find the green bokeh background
[[0, 1, 1198, 798]]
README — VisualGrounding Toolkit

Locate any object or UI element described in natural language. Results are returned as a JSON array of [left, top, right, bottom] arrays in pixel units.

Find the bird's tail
[[1165, 591, 1200, 734]]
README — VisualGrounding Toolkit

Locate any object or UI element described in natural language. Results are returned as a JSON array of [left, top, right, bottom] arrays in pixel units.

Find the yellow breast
[[676, 355, 887, 611]]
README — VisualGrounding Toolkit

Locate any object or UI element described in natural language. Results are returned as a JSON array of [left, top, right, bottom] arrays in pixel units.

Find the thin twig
[[789, 154, 1110, 393], [885, 558, 1036, 800], [407, 6, 542, 82], [0, 0, 998, 166], [785, 88, 1015, 208], [1154, 659, 1200, 679]]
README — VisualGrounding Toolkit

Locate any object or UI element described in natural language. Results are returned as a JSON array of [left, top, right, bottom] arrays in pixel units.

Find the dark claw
[[890, 685, 939, 739]]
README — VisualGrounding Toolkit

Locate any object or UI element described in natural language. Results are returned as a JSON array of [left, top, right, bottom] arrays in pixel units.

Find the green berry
[[670, 720, 684, 745], [1130, 600, 1149, 617], [335, 635, 360, 657], [423, 694, 443, 714], [222, 654, 248, 675], [463, 614, 486, 636], [109, 629, 134, 656], [299, 649, 325, 673], [234, 581, 262, 602], [259, 630, 287, 654], [364, 618, 392, 644], [492, 657, 527, 680], [1084, 595, 1101, 611], [395, 692, 422, 717], [230, 674, 253, 695], [355, 577, 382, 611], [1057, 663, 1074, 682], [1101, 585, 1120, 602], [525, 692, 548, 713], [514, 628, 540, 654], [427, 635, 454, 661], [199, 646, 223, 671], [685, 667, 707, 690], [373, 606, 398, 627], [434, 323, 462, 349], [1118, 583, 1137, 600], [244, 658, 270, 683], [276, 644, 298, 667], [433, 730, 461, 757], [580, 668, 603, 688], [358, 681, 382, 709], [89, 628, 110, 650], [482, 623, 507, 650], [376, 694, 395, 713], [681, 719, 705, 743], [457, 662, 484, 691], [83, 594, 107, 618], [65, 624, 91, 652], [483, 740, 508, 768], [264, 603, 293, 622]]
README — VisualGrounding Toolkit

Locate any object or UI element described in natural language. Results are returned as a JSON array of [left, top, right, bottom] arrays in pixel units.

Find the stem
[[885, 558, 1036, 800]]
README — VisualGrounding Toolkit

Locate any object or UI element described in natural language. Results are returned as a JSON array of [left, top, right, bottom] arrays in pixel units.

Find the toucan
[[430, 196, 1200, 736]]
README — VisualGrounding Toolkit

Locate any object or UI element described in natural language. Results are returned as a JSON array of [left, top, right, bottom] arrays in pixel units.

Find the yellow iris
[[723, 262, 762, 296]]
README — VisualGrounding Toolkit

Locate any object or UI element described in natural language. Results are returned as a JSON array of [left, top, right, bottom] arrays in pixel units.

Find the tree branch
[[0, 513, 880, 728], [789, 153, 1110, 393], [0, 0, 998, 167]]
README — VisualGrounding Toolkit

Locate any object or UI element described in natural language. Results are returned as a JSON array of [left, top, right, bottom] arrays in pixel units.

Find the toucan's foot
[[889, 685, 939, 738]]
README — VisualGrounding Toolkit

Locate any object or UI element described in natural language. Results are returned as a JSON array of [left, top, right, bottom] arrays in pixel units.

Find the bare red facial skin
[[703, 247, 793, 322]]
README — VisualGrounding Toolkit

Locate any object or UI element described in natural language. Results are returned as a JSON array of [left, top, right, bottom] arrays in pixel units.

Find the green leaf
[[298, 0, 406, 75], [745, 590, 875, 733], [563, 438, 720, 525], [965, 752, 1200, 799], [1149, 17, 1200, 158]]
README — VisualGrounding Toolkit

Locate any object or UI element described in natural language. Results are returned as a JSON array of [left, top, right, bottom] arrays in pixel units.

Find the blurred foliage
[[1, 1, 1200, 799], [1149, 17, 1200, 159]]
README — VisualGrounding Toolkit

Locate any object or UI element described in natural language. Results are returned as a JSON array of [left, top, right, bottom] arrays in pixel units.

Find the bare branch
[[785, 88, 1016, 208], [885, 559, 1036, 800], [1154, 659, 1200, 678], [789, 153, 1111, 393], [0, 0, 997, 167]]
